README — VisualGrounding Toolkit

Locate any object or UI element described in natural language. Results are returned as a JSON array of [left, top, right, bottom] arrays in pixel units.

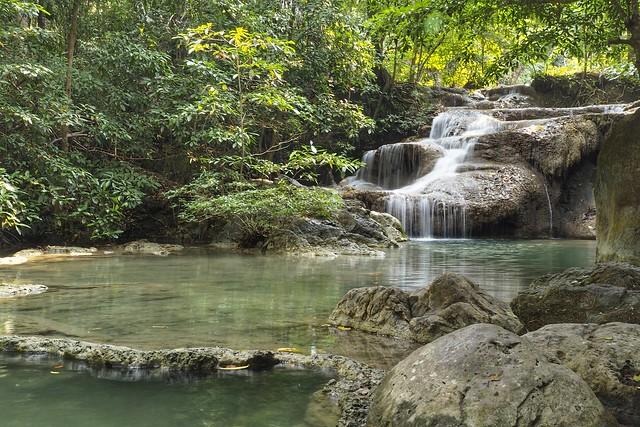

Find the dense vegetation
[[1, 0, 638, 245]]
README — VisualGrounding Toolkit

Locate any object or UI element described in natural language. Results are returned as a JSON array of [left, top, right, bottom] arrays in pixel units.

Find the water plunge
[[353, 110, 503, 238]]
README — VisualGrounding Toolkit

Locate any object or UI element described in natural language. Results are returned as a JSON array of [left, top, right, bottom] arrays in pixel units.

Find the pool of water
[[0, 239, 595, 366], [0, 355, 329, 427]]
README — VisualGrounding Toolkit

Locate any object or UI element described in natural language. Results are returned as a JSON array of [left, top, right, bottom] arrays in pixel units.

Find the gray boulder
[[368, 324, 616, 427], [121, 240, 184, 256], [263, 200, 406, 257], [525, 322, 640, 426], [511, 263, 640, 331], [329, 273, 523, 343]]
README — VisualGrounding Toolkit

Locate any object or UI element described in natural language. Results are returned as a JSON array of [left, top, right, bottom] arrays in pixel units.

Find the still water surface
[[0, 239, 594, 363], [0, 355, 329, 427]]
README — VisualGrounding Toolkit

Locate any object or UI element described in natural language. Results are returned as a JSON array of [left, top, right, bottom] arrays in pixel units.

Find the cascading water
[[353, 110, 503, 239]]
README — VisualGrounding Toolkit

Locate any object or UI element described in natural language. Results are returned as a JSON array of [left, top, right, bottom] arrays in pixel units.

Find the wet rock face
[[511, 263, 640, 331], [355, 142, 444, 190], [596, 108, 640, 265], [329, 273, 523, 343], [368, 324, 615, 427], [525, 322, 640, 426]]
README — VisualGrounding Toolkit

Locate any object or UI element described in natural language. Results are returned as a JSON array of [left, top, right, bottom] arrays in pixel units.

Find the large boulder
[[525, 322, 640, 426], [120, 240, 184, 256], [596, 108, 640, 265], [368, 324, 615, 427], [329, 273, 523, 342], [263, 200, 406, 257], [511, 263, 640, 331]]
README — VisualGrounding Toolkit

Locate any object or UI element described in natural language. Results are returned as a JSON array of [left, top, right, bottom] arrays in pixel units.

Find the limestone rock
[[512, 263, 640, 331], [0, 246, 98, 265], [525, 322, 640, 426], [329, 273, 523, 342], [263, 200, 404, 257], [121, 240, 184, 256], [596, 107, 640, 265], [368, 324, 616, 427], [0, 284, 48, 298]]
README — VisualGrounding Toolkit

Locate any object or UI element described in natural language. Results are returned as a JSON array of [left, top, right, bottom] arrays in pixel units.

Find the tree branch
[[608, 38, 634, 45]]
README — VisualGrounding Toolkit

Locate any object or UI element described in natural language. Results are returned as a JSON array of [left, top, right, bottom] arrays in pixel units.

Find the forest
[[1, 1, 640, 427], [1, 0, 638, 245]]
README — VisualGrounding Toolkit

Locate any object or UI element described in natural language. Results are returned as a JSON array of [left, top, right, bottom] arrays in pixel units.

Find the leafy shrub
[[176, 182, 344, 246]]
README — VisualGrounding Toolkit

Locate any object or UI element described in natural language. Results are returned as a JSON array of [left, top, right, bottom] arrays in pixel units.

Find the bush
[[176, 182, 344, 246]]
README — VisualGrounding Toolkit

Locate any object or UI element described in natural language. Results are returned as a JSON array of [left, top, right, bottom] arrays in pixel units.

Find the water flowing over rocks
[[329, 273, 523, 342], [342, 84, 638, 239], [0, 335, 384, 427], [524, 322, 640, 426], [367, 324, 615, 427], [596, 108, 640, 265], [511, 263, 640, 331], [0, 284, 47, 298]]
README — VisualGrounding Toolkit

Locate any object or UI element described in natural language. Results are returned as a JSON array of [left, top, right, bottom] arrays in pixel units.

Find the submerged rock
[[368, 324, 615, 427], [0, 284, 47, 298], [121, 240, 184, 256], [511, 262, 640, 331], [0, 335, 383, 427], [525, 322, 640, 426], [329, 273, 523, 342]]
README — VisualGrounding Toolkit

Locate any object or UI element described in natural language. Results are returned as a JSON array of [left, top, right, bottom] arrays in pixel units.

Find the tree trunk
[[61, 0, 80, 151]]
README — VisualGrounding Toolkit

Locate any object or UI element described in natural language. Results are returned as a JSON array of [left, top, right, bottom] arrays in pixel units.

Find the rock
[[345, 103, 622, 239], [347, 141, 444, 190], [263, 200, 404, 257], [525, 322, 640, 426], [368, 324, 616, 427], [511, 263, 640, 331], [596, 107, 640, 265], [121, 240, 184, 256], [0, 335, 384, 427], [0, 246, 98, 265], [329, 273, 523, 343], [0, 284, 47, 298], [0, 255, 29, 266]]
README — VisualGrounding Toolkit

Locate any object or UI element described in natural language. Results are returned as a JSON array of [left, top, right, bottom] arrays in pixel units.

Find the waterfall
[[543, 182, 554, 237], [353, 110, 502, 238]]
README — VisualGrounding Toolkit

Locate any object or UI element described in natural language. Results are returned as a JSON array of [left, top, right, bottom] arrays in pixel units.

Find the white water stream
[[356, 110, 503, 238], [349, 101, 628, 239]]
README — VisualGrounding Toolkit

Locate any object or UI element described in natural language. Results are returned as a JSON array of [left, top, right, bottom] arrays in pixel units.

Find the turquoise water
[[0, 355, 329, 427], [0, 240, 595, 363], [0, 239, 596, 426]]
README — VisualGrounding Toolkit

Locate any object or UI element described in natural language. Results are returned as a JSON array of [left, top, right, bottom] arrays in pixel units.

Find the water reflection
[[0, 240, 594, 365], [0, 355, 329, 427]]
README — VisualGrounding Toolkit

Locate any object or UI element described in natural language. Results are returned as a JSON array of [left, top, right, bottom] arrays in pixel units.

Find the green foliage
[[0, 168, 31, 234], [0, 0, 637, 245], [177, 182, 344, 245], [210, 144, 363, 183]]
